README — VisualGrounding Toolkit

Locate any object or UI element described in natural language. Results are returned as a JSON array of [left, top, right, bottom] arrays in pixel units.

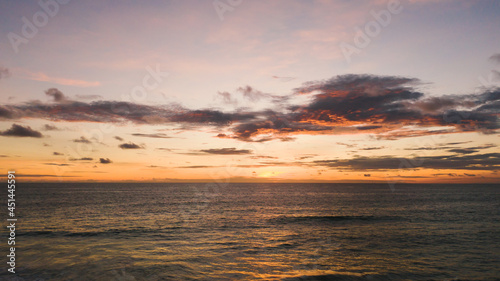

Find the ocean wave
[[281, 273, 493, 281], [269, 215, 404, 225], [17, 227, 184, 238]]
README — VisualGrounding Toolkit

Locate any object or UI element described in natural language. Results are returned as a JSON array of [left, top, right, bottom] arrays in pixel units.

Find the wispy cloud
[[0, 66, 11, 80], [131, 133, 171, 139], [19, 70, 100, 87], [200, 147, 252, 155], [73, 136, 91, 143], [489, 53, 500, 64]]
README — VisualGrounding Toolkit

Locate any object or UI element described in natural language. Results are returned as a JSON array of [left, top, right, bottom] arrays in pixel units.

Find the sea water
[[0, 183, 498, 280]]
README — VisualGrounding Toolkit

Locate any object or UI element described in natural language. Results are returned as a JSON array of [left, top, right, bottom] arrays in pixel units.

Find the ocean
[[1, 183, 499, 280]]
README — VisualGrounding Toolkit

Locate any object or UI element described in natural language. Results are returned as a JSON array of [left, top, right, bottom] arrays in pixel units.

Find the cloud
[[238, 86, 270, 102], [170, 109, 254, 126], [296, 154, 318, 160], [43, 124, 60, 131], [489, 53, 500, 64], [73, 136, 91, 143], [0, 67, 11, 80], [272, 75, 296, 82], [216, 91, 238, 106], [53, 152, 64, 155], [447, 144, 496, 155], [0, 124, 43, 138], [200, 147, 252, 155], [75, 94, 103, 100], [114, 136, 124, 141], [448, 148, 479, 155], [156, 148, 173, 151], [248, 155, 279, 159], [131, 133, 171, 139], [337, 142, 356, 148], [20, 70, 100, 87], [359, 146, 385, 150], [313, 153, 500, 171], [119, 142, 143, 149], [69, 157, 94, 161], [45, 88, 66, 103], [44, 163, 72, 166], [99, 158, 112, 164], [1, 74, 499, 142]]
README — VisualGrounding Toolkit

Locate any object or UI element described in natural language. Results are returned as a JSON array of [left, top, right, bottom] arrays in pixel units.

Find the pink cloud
[[18, 69, 101, 87]]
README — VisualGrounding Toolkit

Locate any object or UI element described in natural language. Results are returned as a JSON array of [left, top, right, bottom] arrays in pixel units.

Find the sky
[[0, 0, 499, 183]]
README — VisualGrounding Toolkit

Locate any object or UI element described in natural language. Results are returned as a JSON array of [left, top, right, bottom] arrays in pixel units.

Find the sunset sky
[[0, 0, 499, 183]]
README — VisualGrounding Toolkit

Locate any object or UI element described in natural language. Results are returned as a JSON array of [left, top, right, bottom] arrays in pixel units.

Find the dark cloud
[[69, 157, 93, 161], [448, 148, 479, 155], [364, 174, 371, 177], [432, 173, 458, 177], [170, 109, 254, 126], [0, 124, 43, 138], [53, 152, 64, 156], [447, 144, 496, 155], [200, 147, 252, 155], [44, 163, 72, 166], [292, 75, 424, 124], [406, 146, 453, 151], [0, 74, 499, 142], [230, 111, 332, 142], [156, 148, 173, 151], [73, 136, 91, 143], [357, 125, 383, 130], [45, 88, 66, 103], [114, 136, 124, 141], [0, 67, 11, 80], [294, 74, 420, 95], [44, 124, 60, 131], [119, 142, 143, 149], [313, 153, 500, 171], [131, 133, 171, 139], [99, 158, 112, 164], [360, 146, 385, 150]]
